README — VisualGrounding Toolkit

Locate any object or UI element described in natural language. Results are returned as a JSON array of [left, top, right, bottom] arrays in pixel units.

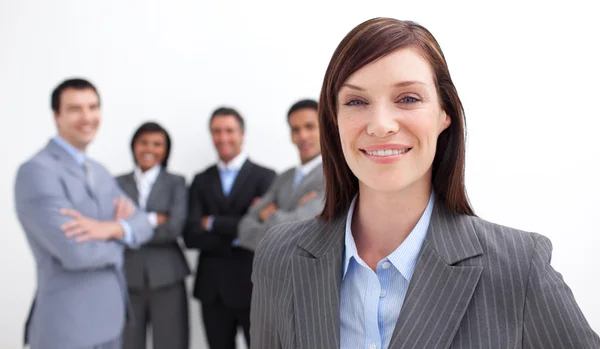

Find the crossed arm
[[237, 185, 323, 252], [15, 162, 152, 271]]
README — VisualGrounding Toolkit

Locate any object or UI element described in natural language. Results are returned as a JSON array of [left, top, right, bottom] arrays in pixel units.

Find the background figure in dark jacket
[[184, 107, 276, 349], [116, 122, 190, 349]]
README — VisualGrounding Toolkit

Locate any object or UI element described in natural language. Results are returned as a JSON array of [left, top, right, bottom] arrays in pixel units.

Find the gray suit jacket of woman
[[116, 170, 190, 289], [250, 197, 600, 349]]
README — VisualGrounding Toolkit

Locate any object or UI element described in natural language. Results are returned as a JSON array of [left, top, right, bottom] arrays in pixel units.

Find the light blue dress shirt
[[340, 191, 435, 349], [205, 153, 247, 246], [52, 136, 135, 246], [219, 167, 238, 196]]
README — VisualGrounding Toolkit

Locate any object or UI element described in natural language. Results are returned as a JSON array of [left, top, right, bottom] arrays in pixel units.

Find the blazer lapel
[[388, 201, 484, 349], [120, 173, 139, 206], [146, 170, 167, 209], [292, 216, 345, 349], [46, 140, 95, 198], [208, 166, 228, 210], [226, 159, 252, 205], [290, 163, 323, 203], [47, 140, 85, 181]]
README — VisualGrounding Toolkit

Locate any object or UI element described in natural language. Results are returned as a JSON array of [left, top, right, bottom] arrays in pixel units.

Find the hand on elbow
[[60, 208, 124, 242], [113, 196, 135, 220], [259, 204, 278, 222]]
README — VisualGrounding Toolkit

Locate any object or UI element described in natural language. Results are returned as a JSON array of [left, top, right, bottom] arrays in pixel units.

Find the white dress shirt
[[134, 164, 162, 228]]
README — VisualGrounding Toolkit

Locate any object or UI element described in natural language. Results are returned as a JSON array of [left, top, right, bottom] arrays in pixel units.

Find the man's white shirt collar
[[217, 152, 248, 172], [134, 164, 162, 185], [297, 154, 322, 176]]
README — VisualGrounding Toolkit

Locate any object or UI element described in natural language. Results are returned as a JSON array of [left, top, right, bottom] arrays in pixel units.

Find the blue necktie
[[293, 170, 303, 190]]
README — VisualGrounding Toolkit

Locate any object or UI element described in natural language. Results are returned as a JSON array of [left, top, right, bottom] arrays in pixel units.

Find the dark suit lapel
[[208, 166, 228, 210], [293, 216, 345, 349], [388, 201, 483, 349], [226, 159, 252, 205]]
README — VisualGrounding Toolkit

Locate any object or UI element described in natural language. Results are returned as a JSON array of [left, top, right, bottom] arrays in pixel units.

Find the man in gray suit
[[238, 99, 324, 251], [14, 78, 154, 349]]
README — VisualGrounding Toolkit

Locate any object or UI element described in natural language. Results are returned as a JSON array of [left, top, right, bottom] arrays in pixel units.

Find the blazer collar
[[293, 195, 484, 349], [45, 140, 86, 179], [295, 194, 482, 262]]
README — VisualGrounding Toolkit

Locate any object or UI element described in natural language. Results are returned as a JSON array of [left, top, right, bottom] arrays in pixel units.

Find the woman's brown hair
[[318, 17, 474, 220]]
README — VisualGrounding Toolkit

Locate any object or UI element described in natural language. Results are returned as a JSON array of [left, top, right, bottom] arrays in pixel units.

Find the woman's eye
[[398, 96, 419, 103], [345, 99, 366, 106]]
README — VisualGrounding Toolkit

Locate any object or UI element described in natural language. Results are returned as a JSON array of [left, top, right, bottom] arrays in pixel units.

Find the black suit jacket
[[184, 159, 276, 309], [116, 170, 191, 290]]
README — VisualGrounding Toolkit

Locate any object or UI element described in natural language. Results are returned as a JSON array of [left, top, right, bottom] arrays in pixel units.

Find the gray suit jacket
[[250, 198, 600, 349], [14, 140, 154, 349], [116, 170, 190, 289], [238, 163, 324, 251]]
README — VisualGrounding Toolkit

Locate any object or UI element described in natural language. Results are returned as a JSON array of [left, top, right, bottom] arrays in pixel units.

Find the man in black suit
[[184, 107, 276, 349]]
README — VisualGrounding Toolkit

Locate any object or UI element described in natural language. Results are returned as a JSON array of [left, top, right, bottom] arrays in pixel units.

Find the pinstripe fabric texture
[[250, 198, 600, 349]]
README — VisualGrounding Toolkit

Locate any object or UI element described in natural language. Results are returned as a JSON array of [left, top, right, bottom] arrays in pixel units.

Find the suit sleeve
[[146, 175, 188, 245], [263, 191, 324, 230], [111, 177, 154, 248], [250, 229, 283, 349], [237, 177, 279, 251], [183, 175, 222, 250], [211, 168, 277, 239], [522, 234, 600, 348], [14, 161, 124, 271]]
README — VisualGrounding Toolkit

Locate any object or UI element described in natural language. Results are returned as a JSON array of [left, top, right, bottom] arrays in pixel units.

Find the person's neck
[[220, 151, 241, 165], [352, 177, 432, 270], [58, 134, 87, 153], [300, 153, 320, 165]]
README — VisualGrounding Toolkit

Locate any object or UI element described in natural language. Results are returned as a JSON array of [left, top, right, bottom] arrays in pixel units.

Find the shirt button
[[380, 290, 387, 297], [382, 261, 391, 269], [369, 344, 377, 349]]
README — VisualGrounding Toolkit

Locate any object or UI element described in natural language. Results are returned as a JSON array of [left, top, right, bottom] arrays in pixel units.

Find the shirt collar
[[297, 154, 322, 176], [52, 135, 87, 165], [217, 152, 248, 172], [342, 190, 435, 282], [134, 164, 162, 184]]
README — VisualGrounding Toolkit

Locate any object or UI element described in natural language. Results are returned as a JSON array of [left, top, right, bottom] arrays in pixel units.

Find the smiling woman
[[249, 17, 600, 349], [115, 121, 191, 349]]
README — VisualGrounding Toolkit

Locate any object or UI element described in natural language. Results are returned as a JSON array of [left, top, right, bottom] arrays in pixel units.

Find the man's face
[[54, 88, 101, 151], [289, 108, 321, 164], [210, 115, 244, 163]]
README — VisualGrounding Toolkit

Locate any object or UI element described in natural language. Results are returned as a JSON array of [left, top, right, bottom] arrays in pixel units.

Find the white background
[[1, 0, 599, 348]]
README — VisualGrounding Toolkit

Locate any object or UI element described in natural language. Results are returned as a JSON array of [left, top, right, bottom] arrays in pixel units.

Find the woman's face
[[133, 131, 167, 171], [337, 47, 450, 194]]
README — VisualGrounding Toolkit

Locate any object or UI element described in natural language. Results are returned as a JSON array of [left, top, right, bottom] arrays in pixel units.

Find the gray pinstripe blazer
[[250, 198, 599, 349]]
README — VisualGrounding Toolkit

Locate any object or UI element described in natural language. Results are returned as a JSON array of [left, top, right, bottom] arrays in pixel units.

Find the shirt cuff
[[147, 212, 158, 228], [232, 238, 240, 247], [206, 216, 214, 231], [118, 220, 136, 246]]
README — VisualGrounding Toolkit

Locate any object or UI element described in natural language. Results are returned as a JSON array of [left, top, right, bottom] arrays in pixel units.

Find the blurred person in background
[[15, 78, 153, 349], [238, 99, 324, 251], [184, 107, 276, 349], [116, 122, 190, 349]]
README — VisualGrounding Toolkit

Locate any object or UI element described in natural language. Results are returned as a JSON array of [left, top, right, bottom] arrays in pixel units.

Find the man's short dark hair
[[287, 99, 318, 120], [209, 107, 245, 132], [51, 78, 100, 113]]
